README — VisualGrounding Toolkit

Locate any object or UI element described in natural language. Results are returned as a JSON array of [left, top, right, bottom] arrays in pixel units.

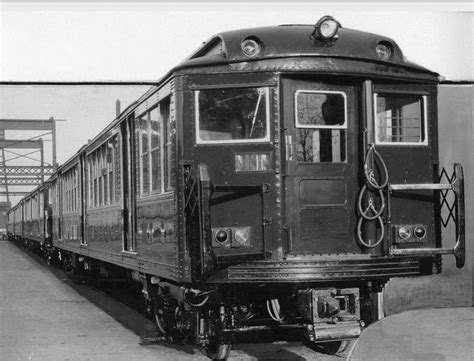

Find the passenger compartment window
[[374, 93, 427, 145], [196, 87, 270, 144], [135, 96, 173, 196], [295, 91, 347, 163], [61, 165, 79, 213], [86, 135, 118, 208]]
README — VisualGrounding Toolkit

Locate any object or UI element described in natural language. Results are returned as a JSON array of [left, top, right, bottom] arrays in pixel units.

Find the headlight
[[312, 15, 341, 43], [398, 226, 411, 241], [232, 227, 251, 247]]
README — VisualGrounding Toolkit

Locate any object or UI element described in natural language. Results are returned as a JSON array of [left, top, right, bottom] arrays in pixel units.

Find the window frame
[[294, 89, 348, 163], [161, 98, 173, 192], [136, 96, 173, 197], [149, 105, 162, 194], [61, 165, 80, 214], [373, 93, 428, 146], [195, 86, 271, 145], [294, 90, 348, 130], [85, 134, 120, 209]]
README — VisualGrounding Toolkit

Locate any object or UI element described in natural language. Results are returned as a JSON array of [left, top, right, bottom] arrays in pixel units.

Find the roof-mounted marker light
[[311, 15, 341, 45], [376, 41, 393, 61], [241, 37, 262, 58]]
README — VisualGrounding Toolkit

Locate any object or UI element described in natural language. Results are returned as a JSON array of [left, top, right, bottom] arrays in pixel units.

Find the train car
[[7, 201, 22, 240], [11, 183, 52, 252], [0, 201, 11, 239], [7, 16, 465, 359]]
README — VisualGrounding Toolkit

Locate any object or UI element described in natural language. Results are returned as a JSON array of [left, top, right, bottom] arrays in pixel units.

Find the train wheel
[[153, 293, 188, 344], [205, 341, 231, 361], [204, 313, 231, 360]]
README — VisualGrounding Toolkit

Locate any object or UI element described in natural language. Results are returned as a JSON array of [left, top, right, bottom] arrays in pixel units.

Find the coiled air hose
[[364, 143, 389, 190], [356, 143, 389, 248]]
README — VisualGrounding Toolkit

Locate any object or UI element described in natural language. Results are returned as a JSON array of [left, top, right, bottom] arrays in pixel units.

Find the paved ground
[[1, 240, 472, 360], [0, 241, 335, 361], [351, 307, 474, 360]]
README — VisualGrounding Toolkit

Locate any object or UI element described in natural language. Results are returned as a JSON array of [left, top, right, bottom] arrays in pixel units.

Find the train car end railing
[[389, 164, 465, 268]]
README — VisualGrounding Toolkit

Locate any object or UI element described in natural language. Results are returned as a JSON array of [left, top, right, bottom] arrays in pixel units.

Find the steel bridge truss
[[0, 118, 63, 203]]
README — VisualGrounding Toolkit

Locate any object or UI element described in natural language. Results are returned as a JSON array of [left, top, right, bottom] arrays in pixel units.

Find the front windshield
[[196, 87, 269, 143]]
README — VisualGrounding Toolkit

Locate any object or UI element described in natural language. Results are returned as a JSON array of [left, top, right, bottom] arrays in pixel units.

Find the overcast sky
[[0, 2, 472, 204], [0, 2, 472, 81]]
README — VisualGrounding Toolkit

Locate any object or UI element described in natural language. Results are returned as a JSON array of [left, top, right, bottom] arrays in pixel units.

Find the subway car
[[8, 16, 465, 360]]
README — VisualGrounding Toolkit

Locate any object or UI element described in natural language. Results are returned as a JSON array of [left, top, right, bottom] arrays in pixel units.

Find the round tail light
[[215, 230, 228, 243], [414, 226, 426, 240]]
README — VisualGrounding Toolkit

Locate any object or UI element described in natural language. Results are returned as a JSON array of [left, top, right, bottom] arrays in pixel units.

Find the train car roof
[[89, 21, 439, 147], [177, 24, 436, 77], [61, 22, 439, 178]]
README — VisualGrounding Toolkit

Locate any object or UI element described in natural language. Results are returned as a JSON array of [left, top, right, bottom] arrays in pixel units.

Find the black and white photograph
[[0, 1, 472, 360]]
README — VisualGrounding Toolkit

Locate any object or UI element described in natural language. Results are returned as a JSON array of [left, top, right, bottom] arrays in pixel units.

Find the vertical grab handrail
[[182, 162, 214, 279], [452, 164, 465, 268], [198, 164, 215, 274]]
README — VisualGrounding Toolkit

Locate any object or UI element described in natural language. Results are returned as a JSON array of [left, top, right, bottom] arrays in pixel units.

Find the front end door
[[283, 79, 360, 255]]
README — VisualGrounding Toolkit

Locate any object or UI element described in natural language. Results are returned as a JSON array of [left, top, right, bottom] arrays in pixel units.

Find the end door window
[[295, 91, 347, 163]]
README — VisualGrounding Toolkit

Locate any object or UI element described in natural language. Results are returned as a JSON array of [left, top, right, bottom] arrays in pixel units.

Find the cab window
[[196, 87, 270, 144], [374, 93, 427, 145]]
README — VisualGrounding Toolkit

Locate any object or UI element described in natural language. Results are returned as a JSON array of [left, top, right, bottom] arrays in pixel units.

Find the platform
[[350, 306, 474, 360], [1, 240, 472, 360], [0, 241, 336, 360], [0, 241, 205, 361]]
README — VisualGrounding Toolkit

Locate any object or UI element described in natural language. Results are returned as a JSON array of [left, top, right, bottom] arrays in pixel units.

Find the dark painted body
[[9, 25, 444, 280], [6, 22, 465, 357]]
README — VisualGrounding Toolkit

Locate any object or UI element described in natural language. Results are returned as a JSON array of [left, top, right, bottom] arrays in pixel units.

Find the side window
[[98, 151, 102, 205], [40, 193, 44, 219], [136, 96, 173, 196], [93, 154, 98, 207], [295, 91, 347, 163], [161, 98, 172, 191], [114, 135, 121, 201], [150, 107, 161, 192], [87, 155, 91, 207], [136, 114, 150, 195], [86, 137, 119, 208], [106, 137, 116, 204], [102, 146, 106, 205], [61, 165, 79, 213], [374, 93, 427, 145]]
